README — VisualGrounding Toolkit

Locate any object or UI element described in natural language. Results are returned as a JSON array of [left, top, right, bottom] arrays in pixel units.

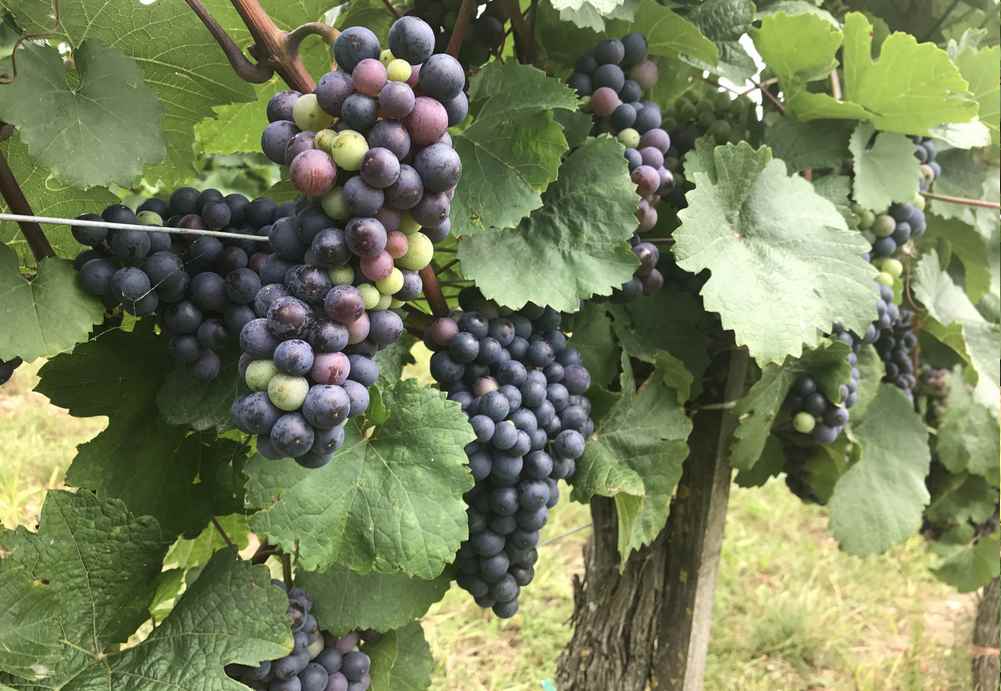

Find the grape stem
[[419, 265, 450, 317], [281, 552, 294, 589], [286, 22, 341, 58], [506, 0, 536, 64], [921, 191, 1000, 210], [0, 125, 55, 262], [251, 541, 279, 565], [829, 69, 842, 102], [185, 0, 274, 83], [446, 0, 478, 58], [380, 0, 402, 19], [211, 516, 237, 551], [0, 0, 63, 85]]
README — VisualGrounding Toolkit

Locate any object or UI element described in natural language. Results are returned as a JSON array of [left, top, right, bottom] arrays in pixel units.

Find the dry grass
[[0, 366, 977, 690]]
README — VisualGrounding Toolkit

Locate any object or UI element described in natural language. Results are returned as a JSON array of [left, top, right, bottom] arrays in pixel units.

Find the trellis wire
[[0, 212, 270, 242]]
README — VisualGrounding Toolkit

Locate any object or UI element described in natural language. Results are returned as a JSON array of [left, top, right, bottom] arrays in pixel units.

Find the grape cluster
[[875, 304, 918, 399], [226, 582, 371, 691], [410, 0, 507, 66], [72, 190, 280, 381], [261, 15, 466, 235], [567, 34, 672, 299], [231, 17, 469, 470], [663, 82, 752, 154], [426, 291, 594, 617], [856, 137, 938, 262]]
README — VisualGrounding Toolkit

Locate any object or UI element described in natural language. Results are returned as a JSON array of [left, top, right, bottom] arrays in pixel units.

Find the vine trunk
[[972, 576, 1000, 691]]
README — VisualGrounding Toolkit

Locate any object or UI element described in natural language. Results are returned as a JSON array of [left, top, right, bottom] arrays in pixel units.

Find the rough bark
[[972, 576, 1000, 691]]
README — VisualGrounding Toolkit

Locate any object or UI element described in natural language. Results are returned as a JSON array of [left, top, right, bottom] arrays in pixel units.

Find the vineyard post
[[557, 347, 748, 690]]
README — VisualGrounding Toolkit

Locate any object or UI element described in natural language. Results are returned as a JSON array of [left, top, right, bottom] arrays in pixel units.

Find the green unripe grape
[[400, 212, 421, 235], [876, 271, 895, 287], [662, 116, 678, 130], [912, 193, 926, 211], [315, 128, 338, 154], [307, 635, 325, 659], [858, 208, 876, 229], [617, 128, 640, 148], [321, 187, 350, 220], [793, 412, 816, 434], [293, 93, 335, 132], [374, 293, 393, 310], [713, 91, 731, 111], [328, 266, 354, 285], [358, 283, 381, 309], [698, 110, 715, 128], [390, 298, 405, 308], [137, 210, 163, 226], [387, 58, 412, 82], [331, 130, 369, 171], [709, 120, 731, 141], [678, 101, 698, 121], [376, 268, 404, 295], [380, 49, 395, 65], [267, 374, 309, 411], [861, 230, 876, 244], [728, 98, 746, 115], [881, 258, 904, 278], [397, 231, 433, 271], [245, 360, 278, 391], [873, 214, 895, 237]]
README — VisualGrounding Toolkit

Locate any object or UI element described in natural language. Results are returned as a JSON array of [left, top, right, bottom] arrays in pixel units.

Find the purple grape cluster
[[567, 34, 672, 299], [425, 289, 594, 618], [875, 304, 918, 399], [232, 17, 471, 470], [71, 189, 280, 381], [226, 582, 371, 691]]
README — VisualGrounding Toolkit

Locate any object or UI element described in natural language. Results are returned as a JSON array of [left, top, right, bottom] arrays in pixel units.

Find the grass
[[0, 363, 977, 690]]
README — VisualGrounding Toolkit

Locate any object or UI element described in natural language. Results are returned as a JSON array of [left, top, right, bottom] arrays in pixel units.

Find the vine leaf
[[912, 250, 1000, 410], [0, 42, 164, 188], [549, 0, 634, 32], [36, 322, 248, 537], [363, 622, 434, 691], [296, 566, 450, 635], [0, 491, 170, 685], [0, 244, 104, 361], [246, 378, 475, 579], [0, 135, 117, 263], [728, 341, 852, 471], [848, 123, 919, 211], [948, 31, 1001, 147], [762, 116, 852, 174], [3, 0, 257, 186], [673, 141, 877, 365], [458, 137, 639, 311], [923, 214, 992, 304], [636, 0, 719, 65], [451, 62, 578, 236], [828, 385, 931, 555], [930, 531, 1001, 593], [935, 370, 1000, 483], [571, 360, 693, 561], [157, 352, 241, 431], [752, 10, 840, 86]]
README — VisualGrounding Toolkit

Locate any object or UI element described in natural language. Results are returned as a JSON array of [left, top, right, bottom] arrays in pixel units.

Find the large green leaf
[[0, 135, 117, 262], [728, 341, 853, 471], [784, 13, 978, 134], [0, 491, 169, 684], [936, 371, 1000, 484], [2, 0, 257, 184], [763, 117, 852, 174], [929, 148, 998, 228], [0, 244, 104, 361], [566, 301, 620, 389], [156, 353, 241, 431], [949, 31, 1001, 146], [36, 322, 246, 537], [451, 62, 578, 236], [752, 11, 841, 86], [0, 41, 163, 188], [458, 137, 639, 311], [571, 361, 692, 560], [364, 622, 433, 691], [296, 566, 450, 635], [849, 123, 919, 211], [30, 551, 289, 690], [246, 378, 474, 578], [922, 214, 993, 304], [828, 385, 932, 555], [673, 142, 877, 364], [633, 0, 719, 65], [930, 531, 1001, 593], [550, 0, 633, 32]]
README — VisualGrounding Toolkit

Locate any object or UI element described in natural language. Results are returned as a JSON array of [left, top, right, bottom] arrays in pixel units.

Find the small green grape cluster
[[663, 82, 753, 154]]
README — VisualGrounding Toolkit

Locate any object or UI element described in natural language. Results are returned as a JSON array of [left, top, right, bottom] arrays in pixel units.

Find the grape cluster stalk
[[567, 33, 673, 299], [231, 16, 470, 470], [226, 582, 372, 691], [426, 289, 594, 617], [71, 190, 280, 381]]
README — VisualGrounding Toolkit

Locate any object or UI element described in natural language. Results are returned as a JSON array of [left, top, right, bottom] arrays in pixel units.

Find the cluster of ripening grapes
[[567, 33, 670, 299], [226, 582, 372, 691], [72, 190, 283, 381], [231, 17, 469, 469], [856, 137, 938, 269], [410, 0, 508, 66], [426, 289, 594, 617]]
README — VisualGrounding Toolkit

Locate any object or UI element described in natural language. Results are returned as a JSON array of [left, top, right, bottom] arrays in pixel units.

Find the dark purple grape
[[343, 379, 370, 416], [368, 120, 412, 161], [316, 71, 354, 117], [324, 284, 365, 324], [267, 296, 313, 339], [232, 392, 282, 435], [241, 318, 280, 358], [192, 350, 221, 381], [262, 120, 299, 165], [170, 335, 201, 364], [254, 283, 290, 317], [414, 143, 461, 193], [384, 164, 424, 210], [444, 91, 468, 126], [274, 339, 315, 376], [368, 310, 403, 346], [302, 384, 351, 429], [269, 217, 307, 262], [341, 93, 378, 131], [411, 191, 450, 227], [189, 272, 227, 313], [307, 229, 350, 268], [285, 130, 317, 164], [110, 267, 151, 302], [109, 229, 151, 264], [270, 412, 315, 458], [405, 96, 448, 147], [225, 267, 262, 304], [72, 212, 107, 246], [286, 265, 332, 304], [78, 258, 116, 297], [196, 318, 228, 350], [418, 53, 465, 101], [378, 80, 416, 120], [567, 72, 592, 96], [360, 147, 401, 189], [333, 26, 381, 73], [310, 320, 349, 353], [343, 176, 385, 217], [345, 217, 388, 257], [388, 16, 435, 63]]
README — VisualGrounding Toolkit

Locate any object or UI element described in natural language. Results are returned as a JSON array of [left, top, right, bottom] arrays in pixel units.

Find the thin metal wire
[[0, 212, 270, 242]]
